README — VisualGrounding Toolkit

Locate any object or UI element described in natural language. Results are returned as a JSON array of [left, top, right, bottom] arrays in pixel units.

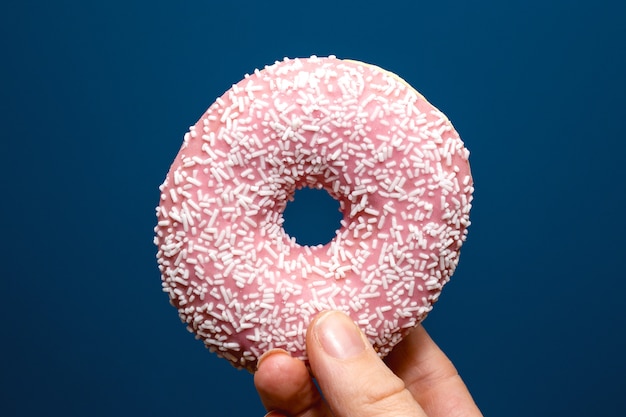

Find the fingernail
[[315, 311, 366, 359], [264, 411, 289, 417], [256, 348, 290, 371]]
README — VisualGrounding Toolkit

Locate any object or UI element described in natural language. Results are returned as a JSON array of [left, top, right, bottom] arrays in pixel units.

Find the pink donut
[[154, 56, 473, 371]]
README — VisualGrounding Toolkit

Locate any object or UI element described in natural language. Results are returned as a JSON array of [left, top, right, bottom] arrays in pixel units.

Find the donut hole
[[282, 187, 343, 246]]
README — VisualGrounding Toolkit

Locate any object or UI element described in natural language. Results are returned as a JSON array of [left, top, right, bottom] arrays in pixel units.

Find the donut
[[154, 56, 473, 371]]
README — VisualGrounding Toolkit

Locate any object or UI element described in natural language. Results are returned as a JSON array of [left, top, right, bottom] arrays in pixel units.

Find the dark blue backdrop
[[2, 1, 625, 416]]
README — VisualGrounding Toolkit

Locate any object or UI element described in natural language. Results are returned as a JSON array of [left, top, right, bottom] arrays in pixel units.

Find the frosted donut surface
[[154, 56, 473, 371]]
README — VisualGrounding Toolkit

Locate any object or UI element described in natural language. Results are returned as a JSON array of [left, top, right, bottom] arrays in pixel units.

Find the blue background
[[2, 0, 625, 415]]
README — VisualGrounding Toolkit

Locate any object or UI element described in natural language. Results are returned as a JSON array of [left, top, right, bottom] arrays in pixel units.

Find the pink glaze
[[154, 56, 473, 371]]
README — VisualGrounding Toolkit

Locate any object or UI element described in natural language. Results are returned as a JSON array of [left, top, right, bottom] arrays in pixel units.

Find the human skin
[[255, 310, 483, 417]]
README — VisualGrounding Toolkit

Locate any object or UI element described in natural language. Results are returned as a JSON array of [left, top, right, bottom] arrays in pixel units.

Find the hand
[[254, 310, 483, 417]]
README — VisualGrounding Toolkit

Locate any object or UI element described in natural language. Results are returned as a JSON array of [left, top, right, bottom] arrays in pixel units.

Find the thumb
[[306, 311, 427, 417]]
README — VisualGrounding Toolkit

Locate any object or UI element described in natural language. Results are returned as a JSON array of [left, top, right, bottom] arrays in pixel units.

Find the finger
[[306, 310, 427, 417], [254, 349, 333, 417], [385, 325, 483, 417]]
